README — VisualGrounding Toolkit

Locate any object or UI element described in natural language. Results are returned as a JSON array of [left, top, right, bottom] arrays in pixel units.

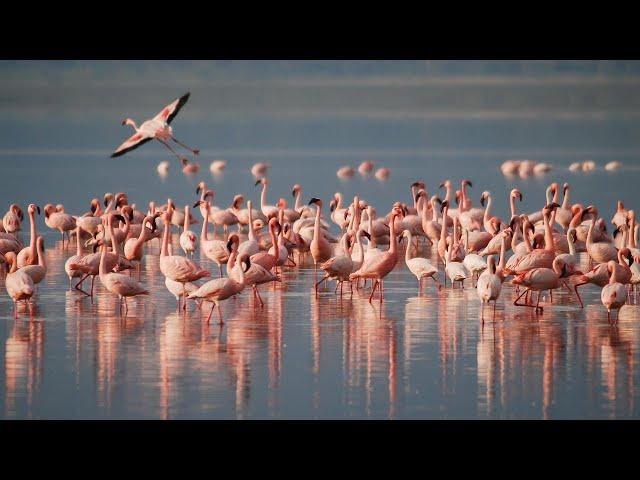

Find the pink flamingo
[[1, 251, 35, 317], [512, 257, 568, 314], [21, 236, 46, 285], [195, 200, 230, 277], [159, 210, 210, 311], [2, 204, 23, 233], [98, 240, 148, 315], [111, 92, 199, 162], [16, 204, 40, 268], [601, 260, 628, 322], [349, 207, 402, 303]]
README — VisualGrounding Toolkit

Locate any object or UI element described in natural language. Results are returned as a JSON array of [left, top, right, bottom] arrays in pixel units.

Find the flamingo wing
[[153, 92, 190, 125], [111, 132, 153, 158]]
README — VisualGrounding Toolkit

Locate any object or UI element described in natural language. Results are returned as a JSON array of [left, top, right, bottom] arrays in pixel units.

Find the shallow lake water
[[1, 61, 640, 419]]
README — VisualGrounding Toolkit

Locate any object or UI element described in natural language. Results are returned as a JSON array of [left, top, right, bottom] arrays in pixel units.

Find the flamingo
[[585, 207, 617, 264], [250, 218, 281, 271], [159, 211, 210, 311], [111, 92, 199, 162], [349, 208, 402, 303], [1, 251, 35, 317], [98, 241, 148, 315], [195, 200, 231, 277], [444, 241, 469, 289], [401, 229, 440, 292], [601, 260, 628, 322], [358, 161, 375, 175], [308, 198, 333, 268], [555, 183, 573, 231], [16, 204, 40, 268], [179, 205, 198, 256], [238, 200, 261, 259], [2, 204, 23, 233], [255, 178, 279, 220], [65, 225, 86, 288], [476, 255, 502, 321], [611, 201, 628, 228], [512, 257, 568, 314], [188, 255, 250, 324], [228, 240, 280, 308], [316, 232, 354, 296], [124, 214, 160, 271], [44, 204, 76, 247], [21, 236, 46, 285]]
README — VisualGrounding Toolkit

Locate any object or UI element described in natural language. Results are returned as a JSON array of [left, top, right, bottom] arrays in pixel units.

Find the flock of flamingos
[[0, 92, 637, 325]]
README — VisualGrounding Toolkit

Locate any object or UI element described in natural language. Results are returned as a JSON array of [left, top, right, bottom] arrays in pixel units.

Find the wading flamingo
[[16, 204, 40, 268], [401, 229, 440, 292], [601, 260, 628, 323], [476, 255, 502, 321], [1, 251, 35, 317], [98, 241, 148, 315]]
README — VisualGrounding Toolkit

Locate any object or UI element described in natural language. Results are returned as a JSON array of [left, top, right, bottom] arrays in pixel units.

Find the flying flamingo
[[111, 92, 199, 162], [601, 260, 628, 322], [16, 203, 40, 268]]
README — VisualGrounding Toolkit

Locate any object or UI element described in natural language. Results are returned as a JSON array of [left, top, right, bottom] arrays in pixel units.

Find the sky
[[1, 60, 640, 157]]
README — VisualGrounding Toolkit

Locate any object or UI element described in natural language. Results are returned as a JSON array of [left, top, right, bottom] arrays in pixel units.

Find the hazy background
[[1, 60, 640, 157]]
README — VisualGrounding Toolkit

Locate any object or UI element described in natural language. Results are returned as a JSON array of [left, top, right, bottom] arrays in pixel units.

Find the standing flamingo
[[601, 260, 628, 322], [195, 200, 231, 277], [401, 229, 440, 292], [16, 204, 40, 268], [308, 198, 333, 268], [316, 232, 353, 296], [512, 257, 568, 314], [2, 204, 23, 233], [111, 92, 199, 162], [349, 208, 402, 303], [1, 251, 35, 317], [179, 205, 198, 256], [476, 255, 502, 321], [21, 236, 47, 285]]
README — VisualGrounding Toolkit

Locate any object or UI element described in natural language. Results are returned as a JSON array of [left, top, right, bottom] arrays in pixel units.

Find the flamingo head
[[226, 234, 239, 253], [414, 189, 426, 203], [329, 199, 337, 212], [43, 204, 57, 219], [28, 204, 40, 216], [480, 191, 490, 207], [195, 182, 207, 195], [462, 179, 473, 188], [308, 197, 322, 207], [440, 200, 449, 214], [563, 183, 570, 194], [511, 189, 523, 202], [411, 181, 425, 189], [103, 193, 114, 208], [568, 228, 578, 244], [292, 184, 301, 196]]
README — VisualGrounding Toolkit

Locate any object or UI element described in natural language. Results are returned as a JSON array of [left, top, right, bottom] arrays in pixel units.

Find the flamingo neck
[[201, 204, 210, 241], [562, 186, 570, 209], [183, 206, 189, 231], [99, 244, 108, 278], [484, 195, 493, 222], [247, 203, 256, 241], [543, 210, 554, 251], [261, 182, 268, 212], [294, 190, 302, 211], [522, 223, 533, 252], [75, 227, 82, 257], [125, 118, 139, 130], [269, 224, 279, 263], [29, 210, 37, 257], [108, 219, 120, 255], [440, 208, 448, 243], [357, 233, 365, 265], [161, 221, 170, 258], [567, 230, 576, 256], [37, 240, 45, 268], [404, 231, 413, 262], [498, 235, 506, 271], [389, 214, 398, 256], [509, 195, 516, 217], [313, 203, 322, 241], [368, 212, 377, 249]]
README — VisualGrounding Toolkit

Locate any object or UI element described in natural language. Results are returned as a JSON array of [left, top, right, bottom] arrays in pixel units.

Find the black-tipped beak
[[439, 182, 445, 189], [613, 226, 620, 238], [255, 180, 261, 186], [480, 195, 486, 207], [36, 205, 41, 215], [435, 197, 442, 205], [518, 192, 523, 201], [509, 217, 516, 231], [226, 239, 234, 253], [291, 190, 296, 197], [330, 203, 336, 212], [411, 181, 421, 188], [440, 200, 449, 213], [628, 251, 634, 267], [308, 197, 320, 205], [104, 198, 109, 208], [196, 186, 201, 195], [114, 214, 125, 224], [466, 180, 473, 188], [121, 120, 126, 126], [362, 231, 371, 240], [454, 196, 460, 206], [193, 201, 202, 209]]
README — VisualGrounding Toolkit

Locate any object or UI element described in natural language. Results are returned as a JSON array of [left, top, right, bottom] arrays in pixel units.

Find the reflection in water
[[1, 225, 640, 419]]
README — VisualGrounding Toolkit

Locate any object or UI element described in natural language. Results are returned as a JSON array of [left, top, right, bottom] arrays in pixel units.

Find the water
[[1, 60, 640, 419]]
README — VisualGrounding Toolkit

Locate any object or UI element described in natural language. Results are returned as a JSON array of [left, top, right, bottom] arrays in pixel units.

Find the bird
[[44, 204, 76, 247], [98, 240, 148, 315], [1, 251, 35, 317], [401, 229, 440, 292], [512, 257, 568, 314], [2, 204, 23, 233], [21, 236, 47, 285], [476, 255, 502, 321], [159, 210, 210, 311], [179, 205, 198, 256], [444, 242, 469, 289], [255, 178, 279, 220], [196, 201, 231, 277], [16, 203, 41, 268], [65, 225, 86, 288], [308, 198, 333, 268], [601, 260, 628, 323], [189, 254, 250, 324], [349, 207, 402, 303], [111, 92, 199, 162], [315, 232, 354, 296]]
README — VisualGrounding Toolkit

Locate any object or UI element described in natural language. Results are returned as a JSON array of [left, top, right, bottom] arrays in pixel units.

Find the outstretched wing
[[153, 92, 190, 125], [111, 132, 153, 158]]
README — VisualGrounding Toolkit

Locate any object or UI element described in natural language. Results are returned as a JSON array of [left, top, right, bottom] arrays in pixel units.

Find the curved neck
[[522, 223, 533, 252], [28, 210, 37, 255], [404, 231, 413, 262], [543, 210, 554, 251], [388, 214, 398, 255], [313, 203, 322, 241], [270, 224, 279, 262], [587, 217, 596, 245], [498, 235, 506, 271], [509, 195, 516, 217], [109, 219, 120, 254], [484, 195, 493, 222], [261, 182, 268, 211], [294, 190, 302, 211], [247, 203, 256, 241], [567, 230, 576, 256]]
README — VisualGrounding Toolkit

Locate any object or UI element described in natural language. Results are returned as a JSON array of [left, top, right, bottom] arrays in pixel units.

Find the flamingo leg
[[158, 138, 185, 162], [315, 275, 328, 296], [171, 136, 200, 156], [369, 280, 379, 303], [206, 302, 215, 323], [535, 292, 543, 314], [254, 286, 264, 307], [217, 303, 224, 325], [514, 288, 537, 310], [573, 282, 585, 308]]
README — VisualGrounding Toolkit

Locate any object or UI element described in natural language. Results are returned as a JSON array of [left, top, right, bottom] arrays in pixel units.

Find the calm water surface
[[1, 153, 639, 419]]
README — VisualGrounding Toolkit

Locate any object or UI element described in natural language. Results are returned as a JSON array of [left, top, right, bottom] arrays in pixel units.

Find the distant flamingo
[[196, 200, 231, 277], [44, 204, 76, 247], [65, 225, 86, 288], [111, 92, 199, 162]]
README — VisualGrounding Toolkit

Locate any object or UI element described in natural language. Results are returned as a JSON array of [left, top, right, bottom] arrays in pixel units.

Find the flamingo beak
[[628, 251, 634, 267], [255, 180, 261, 186], [36, 205, 41, 215], [480, 195, 486, 207], [518, 191, 523, 201], [291, 189, 296, 197], [613, 226, 620, 238], [308, 198, 320, 205], [104, 197, 109, 208], [121, 119, 126, 125], [193, 201, 202, 208], [466, 180, 473, 188], [440, 200, 449, 213], [226, 239, 234, 252], [439, 182, 445, 189], [196, 186, 201, 195], [362, 231, 371, 240]]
